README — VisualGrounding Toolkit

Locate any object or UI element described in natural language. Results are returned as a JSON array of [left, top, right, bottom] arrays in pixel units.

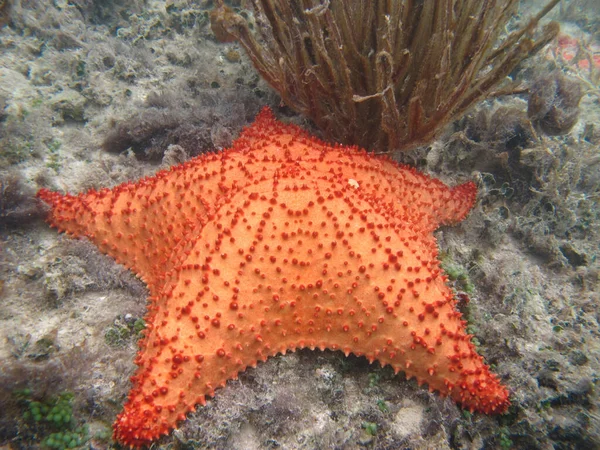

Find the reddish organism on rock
[[38, 108, 509, 448]]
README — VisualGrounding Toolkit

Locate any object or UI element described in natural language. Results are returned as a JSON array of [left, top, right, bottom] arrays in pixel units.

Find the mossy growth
[[376, 399, 389, 413], [28, 335, 59, 361], [440, 252, 475, 294], [368, 372, 381, 388], [45, 139, 62, 172], [16, 389, 89, 449], [104, 315, 145, 347], [498, 426, 514, 449], [43, 429, 88, 450], [362, 421, 378, 436], [0, 140, 34, 167], [31, 97, 45, 108]]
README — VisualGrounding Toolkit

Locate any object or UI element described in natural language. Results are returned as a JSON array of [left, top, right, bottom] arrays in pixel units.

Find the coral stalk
[[211, 0, 560, 152]]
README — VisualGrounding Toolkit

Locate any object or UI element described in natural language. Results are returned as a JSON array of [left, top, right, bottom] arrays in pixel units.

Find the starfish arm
[[37, 174, 208, 290], [37, 152, 254, 290]]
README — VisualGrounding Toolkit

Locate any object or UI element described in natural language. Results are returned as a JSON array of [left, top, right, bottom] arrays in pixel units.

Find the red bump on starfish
[[37, 107, 509, 448]]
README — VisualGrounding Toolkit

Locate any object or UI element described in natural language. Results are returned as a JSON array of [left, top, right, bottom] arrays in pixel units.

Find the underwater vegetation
[[17, 390, 89, 450], [528, 71, 583, 136], [211, 0, 560, 152], [0, 171, 41, 228]]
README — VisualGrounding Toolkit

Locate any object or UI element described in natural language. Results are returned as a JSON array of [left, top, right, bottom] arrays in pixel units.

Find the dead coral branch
[[211, 0, 560, 152]]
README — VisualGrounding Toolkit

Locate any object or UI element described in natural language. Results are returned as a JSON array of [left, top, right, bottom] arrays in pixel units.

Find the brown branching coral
[[211, 0, 560, 152]]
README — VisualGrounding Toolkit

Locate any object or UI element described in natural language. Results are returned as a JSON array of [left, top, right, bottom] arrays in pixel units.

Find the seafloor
[[0, 1, 598, 449]]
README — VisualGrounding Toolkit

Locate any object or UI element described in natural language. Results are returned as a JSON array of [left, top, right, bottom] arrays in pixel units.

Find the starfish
[[38, 108, 509, 447]]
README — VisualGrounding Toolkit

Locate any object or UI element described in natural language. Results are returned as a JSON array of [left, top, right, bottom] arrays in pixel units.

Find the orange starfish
[[38, 108, 509, 447]]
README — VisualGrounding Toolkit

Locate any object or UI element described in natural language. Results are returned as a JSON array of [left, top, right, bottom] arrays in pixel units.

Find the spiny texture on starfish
[[38, 107, 509, 448]]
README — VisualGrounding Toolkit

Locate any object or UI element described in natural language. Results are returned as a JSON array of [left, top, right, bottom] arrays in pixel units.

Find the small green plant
[[133, 317, 146, 334], [368, 372, 380, 388], [538, 399, 552, 411], [440, 254, 475, 294], [17, 389, 89, 449], [93, 425, 112, 442], [104, 315, 146, 347], [75, 60, 86, 78], [44, 428, 88, 450], [46, 139, 62, 153], [362, 421, 378, 436], [45, 139, 62, 171], [498, 426, 513, 449], [31, 97, 44, 108], [2, 141, 34, 165], [104, 326, 130, 347], [376, 399, 389, 413], [25, 392, 74, 427]]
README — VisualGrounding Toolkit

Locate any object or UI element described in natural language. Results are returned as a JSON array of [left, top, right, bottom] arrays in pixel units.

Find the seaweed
[[102, 88, 272, 160], [528, 71, 583, 136], [211, 0, 560, 152], [0, 172, 42, 229]]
